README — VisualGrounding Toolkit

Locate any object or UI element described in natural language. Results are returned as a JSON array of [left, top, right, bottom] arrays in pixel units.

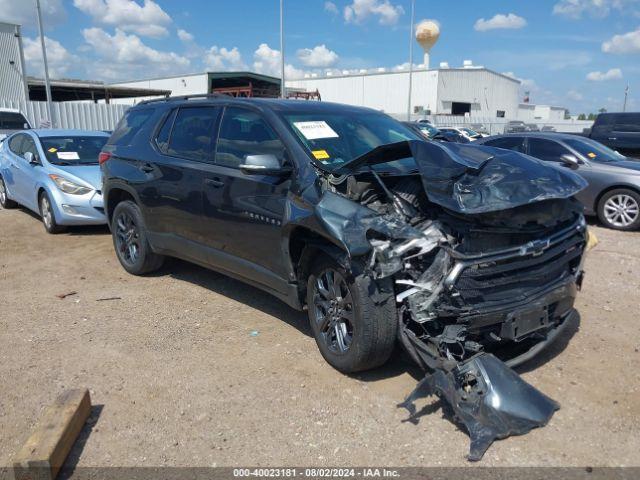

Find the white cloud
[[82, 27, 190, 80], [552, 0, 636, 18], [567, 90, 584, 101], [474, 13, 527, 32], [296, 44, 339, 67], [0, 0, 67, 26], [602, 27, 640, 53], [344, 0, 404, 25], [73, 0, 172, 38], [23, 36, 79, 78], [177, 29, 194, 43], [586, 68, 623, 81], [324, 1, 339, 14], [253, 43, 305, 79], [204, 46, 246, 71]]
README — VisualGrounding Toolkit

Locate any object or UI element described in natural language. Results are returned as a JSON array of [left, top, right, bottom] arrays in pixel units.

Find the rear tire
[[0, 176, 18, 209], [111, 200, 164, 275], [597, 189, 640, 231], [306, 256, 397, 373], [39, 192, 66, 234]]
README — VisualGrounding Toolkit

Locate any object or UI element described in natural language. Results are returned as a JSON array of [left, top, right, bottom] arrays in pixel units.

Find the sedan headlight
[[49, 174, 92, 195]]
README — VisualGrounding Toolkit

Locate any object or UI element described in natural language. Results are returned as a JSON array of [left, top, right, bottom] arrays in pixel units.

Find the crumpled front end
[[315, 140, 588, 460]]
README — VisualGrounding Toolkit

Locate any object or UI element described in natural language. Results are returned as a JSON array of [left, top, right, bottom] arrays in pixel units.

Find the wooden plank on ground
[[12, 389, 92, 480]]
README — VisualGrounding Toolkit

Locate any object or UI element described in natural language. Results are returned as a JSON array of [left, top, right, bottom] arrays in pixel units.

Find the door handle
[[205, 178, 224, 188], [139, 163, 155, 173], [608, 137, 617, 141]]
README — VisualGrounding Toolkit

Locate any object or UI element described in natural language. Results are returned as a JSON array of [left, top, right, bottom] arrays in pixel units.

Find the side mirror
[[240, 154, 292, 176], [23, 151, 38, 165], [560, 154, 580, 169]]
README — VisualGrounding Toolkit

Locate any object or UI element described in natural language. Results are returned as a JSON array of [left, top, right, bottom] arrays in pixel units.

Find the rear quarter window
[[108, 107, 156, 147]]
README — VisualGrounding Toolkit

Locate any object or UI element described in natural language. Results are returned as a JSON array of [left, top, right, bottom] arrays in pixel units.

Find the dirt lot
[[1, 206, 639, 468]]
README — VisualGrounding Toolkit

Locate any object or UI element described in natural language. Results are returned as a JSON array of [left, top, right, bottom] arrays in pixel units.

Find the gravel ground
[[1, 206, 639, 468]]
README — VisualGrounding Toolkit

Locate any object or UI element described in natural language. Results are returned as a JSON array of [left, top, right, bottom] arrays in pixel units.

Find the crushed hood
[[338, 140, 588, 214]]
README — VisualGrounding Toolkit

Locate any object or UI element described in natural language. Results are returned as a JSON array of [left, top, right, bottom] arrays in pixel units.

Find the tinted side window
[[8, 134, 25, 155], [594, 114, 615, 126], [484, 137, 524, 152], [613, 113, 640, 132], [528, 138, 570, 162], [155, 109, 177, 153], [0, 112, 29, 129], [216, 107, 285, 168], [167, 107, 219, 161], [109, 107, 155, 146]]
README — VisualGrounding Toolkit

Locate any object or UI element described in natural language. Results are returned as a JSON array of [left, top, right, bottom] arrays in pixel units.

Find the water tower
[[415, 20, 440, 69]]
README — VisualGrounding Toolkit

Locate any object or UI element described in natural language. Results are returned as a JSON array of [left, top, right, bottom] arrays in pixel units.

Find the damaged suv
[[101, 97, 588, 459]]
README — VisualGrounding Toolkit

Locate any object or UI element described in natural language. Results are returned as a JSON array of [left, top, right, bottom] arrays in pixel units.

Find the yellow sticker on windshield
[[588, 152, 596, 158], [48, 147, 57, 153], [312, 149, 330, 160]]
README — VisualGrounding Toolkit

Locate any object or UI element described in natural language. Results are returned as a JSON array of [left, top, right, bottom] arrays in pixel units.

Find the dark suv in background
[[587, 112, 640, 158], [100, 95, 588, 459]]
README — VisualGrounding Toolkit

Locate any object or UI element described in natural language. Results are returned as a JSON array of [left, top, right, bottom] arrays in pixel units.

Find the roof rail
[[138, 92, 230, 105]]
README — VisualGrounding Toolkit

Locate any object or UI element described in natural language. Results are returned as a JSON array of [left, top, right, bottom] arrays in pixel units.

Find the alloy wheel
[[312, 268, 355, 354], [41, 196, 53, 229], [115, 211, 141, 266], [0, 180, 6, 205], [604, 194, 639, 228]]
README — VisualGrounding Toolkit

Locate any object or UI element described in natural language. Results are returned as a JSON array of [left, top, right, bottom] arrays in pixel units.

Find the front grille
[[453, 230, 585, 306]]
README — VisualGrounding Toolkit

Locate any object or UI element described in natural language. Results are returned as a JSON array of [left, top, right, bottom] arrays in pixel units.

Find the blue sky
[[2, 0, 639, 114]]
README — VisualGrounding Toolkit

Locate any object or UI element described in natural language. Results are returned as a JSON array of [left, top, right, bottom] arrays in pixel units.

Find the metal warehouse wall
[[0, 99, 128, 131], [287, 70, 438, 115], [0, 22, 27, 102], [437, 69, 520, 118]]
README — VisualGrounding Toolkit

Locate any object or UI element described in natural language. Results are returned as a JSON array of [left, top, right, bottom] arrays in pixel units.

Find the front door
[[201, 106, 292, 280]]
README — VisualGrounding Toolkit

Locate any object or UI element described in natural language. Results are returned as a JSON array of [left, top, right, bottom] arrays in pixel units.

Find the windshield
[[460, 127, 480, 136], [564, 137, 626, 163], [41, 136, 108, 165], [417, 123, 439, 138], [282, 111, 421, 171]]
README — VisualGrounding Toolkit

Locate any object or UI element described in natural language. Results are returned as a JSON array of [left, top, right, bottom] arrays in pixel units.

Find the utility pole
[[623, 84, 629, 112], [280, 0, 285, 99], [406, 0, 415, 121], [35, 0, 53, 127]]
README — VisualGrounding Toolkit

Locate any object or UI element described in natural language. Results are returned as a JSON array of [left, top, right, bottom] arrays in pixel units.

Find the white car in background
[[0, 108, 31, 141], [438, 126, 488, 141]]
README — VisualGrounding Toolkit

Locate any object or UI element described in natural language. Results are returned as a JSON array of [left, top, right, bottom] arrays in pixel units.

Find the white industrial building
[[286, 65, 521, 119]]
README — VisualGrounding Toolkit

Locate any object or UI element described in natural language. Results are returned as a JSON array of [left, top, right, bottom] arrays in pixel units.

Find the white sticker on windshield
[[57, 151, 80, 160], [293, 121, 339, 140]]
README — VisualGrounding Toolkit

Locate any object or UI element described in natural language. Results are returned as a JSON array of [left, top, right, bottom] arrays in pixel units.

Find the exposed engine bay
[[315, 140, 588, 460]]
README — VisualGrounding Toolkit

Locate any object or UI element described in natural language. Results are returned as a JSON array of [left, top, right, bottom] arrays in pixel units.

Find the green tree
[[587, 113, 596, 120], [598, 107, 607, 114], [578, 113, 586, 120]]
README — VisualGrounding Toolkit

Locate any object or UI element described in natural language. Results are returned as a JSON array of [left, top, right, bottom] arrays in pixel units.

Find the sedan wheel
[[39, 193, 65, 234], [0, 177, 17, 209], [603, 194, 639, 227], [311, 268, 355, 355]]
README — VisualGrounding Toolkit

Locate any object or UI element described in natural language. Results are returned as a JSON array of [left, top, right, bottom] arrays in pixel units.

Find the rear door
[[143, 105, 222, 245], [611, 113, 640, 155], [201, 106, 291, 280]]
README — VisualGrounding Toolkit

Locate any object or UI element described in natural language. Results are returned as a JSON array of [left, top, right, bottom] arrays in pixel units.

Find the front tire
[[306, 256, 397, 373], [597, 189, 640, 231], [39, 192, 66, 234], [0, 176, 18, 209], [111, 200, 164, 275]]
